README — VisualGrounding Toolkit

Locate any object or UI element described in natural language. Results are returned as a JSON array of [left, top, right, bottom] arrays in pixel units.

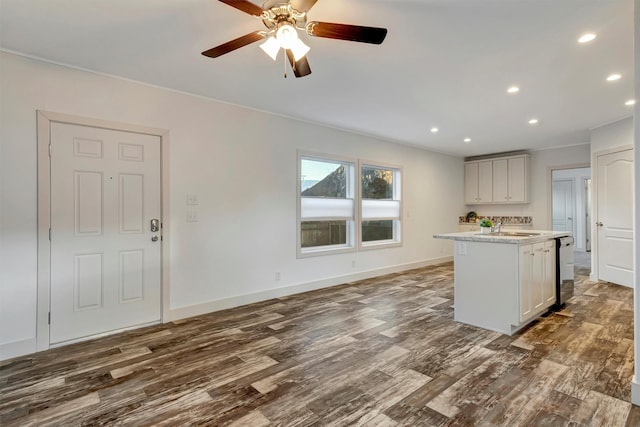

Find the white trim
[[165, 256, 453, 322], [0, 338, 37, 361], [632, 376, 640, 406], [36, 110, 170, 354], [49, 320, 160, 348]]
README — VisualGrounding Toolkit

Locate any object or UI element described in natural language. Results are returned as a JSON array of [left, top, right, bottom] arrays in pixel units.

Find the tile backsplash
[[459, 215, 532, 225]]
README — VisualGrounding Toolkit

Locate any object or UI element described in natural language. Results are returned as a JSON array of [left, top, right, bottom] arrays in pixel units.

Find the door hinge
[[48, 312, 51, 324], [48, 144, 52, 157], [49, 228, 51, 240]]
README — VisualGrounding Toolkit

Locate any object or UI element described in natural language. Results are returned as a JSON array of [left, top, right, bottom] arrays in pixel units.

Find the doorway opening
[[551, 167, 592, 272]]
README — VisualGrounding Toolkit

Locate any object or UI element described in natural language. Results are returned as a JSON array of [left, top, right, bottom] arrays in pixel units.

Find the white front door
[[552, 179, 574, 234], [50, 122, 162, 344], [596, 148, 634, 287]]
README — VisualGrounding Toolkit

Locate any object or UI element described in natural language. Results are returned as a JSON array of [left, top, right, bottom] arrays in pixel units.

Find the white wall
[[464, 144, 591, 230], [591, 117, 633, 154], [0, 52, 464, 359], [632, 0, 639, 405]]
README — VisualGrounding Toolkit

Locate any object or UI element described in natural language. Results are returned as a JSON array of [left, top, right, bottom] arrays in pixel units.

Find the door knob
[[596, 222, 603, 227], [151, 235, 159, 242]]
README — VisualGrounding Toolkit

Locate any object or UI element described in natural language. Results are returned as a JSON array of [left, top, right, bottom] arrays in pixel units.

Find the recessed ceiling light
[[507, 86, 520, 94], [578, 33, 596, 43], [625, 99, 636, 106], [606, 73, 622, 82], [528, 118, 539, 125], [430, 127, 439, 133], [464, 138, 471, 143]]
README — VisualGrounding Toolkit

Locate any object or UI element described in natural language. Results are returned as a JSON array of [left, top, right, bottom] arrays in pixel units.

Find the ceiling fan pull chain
[[283, 48, 288, 78]]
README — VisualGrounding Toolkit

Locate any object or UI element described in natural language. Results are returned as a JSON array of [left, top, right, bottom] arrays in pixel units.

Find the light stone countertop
[[433, 230, 572, 244]]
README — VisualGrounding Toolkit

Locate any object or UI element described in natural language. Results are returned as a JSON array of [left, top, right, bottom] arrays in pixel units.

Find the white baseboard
[[632, 376, 640, 406], [0, 337, 37, 361], [589, 273, 598, 282], [166, 256, 453, 322]]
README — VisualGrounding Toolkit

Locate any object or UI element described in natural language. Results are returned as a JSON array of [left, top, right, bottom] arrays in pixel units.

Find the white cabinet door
[[478, 161, 493, 203], [465, 155, 528, 205], [464, 162, 479, 204], [519, 240, 555, 323], [519, 244, 533, 322], [531, 243, 545, 312], [542, 240, 556, 305], [492, 159, 509, 202], [508, 156, 528, 202]]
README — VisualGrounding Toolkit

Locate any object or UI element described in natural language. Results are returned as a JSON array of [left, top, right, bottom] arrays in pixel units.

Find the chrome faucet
[[494, 222, 502, 233]]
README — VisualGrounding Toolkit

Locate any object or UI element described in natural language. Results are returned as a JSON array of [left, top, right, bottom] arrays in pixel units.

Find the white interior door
[[50, 122, 162, 344], [552, 179, 574, 233], [596, 149, 634, 287]]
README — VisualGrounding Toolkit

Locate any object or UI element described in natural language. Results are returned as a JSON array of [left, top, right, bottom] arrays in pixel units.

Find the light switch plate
[[186, 210, 199, 222], [186, 194, 199, 205]]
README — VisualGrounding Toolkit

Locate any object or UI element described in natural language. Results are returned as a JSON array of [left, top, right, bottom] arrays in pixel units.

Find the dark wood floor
[[1, 262, 639, 426]]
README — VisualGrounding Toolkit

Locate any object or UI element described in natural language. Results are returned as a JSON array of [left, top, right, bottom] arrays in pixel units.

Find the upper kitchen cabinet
[[464, 154, 529, 205], [464, 160, 493, 204]]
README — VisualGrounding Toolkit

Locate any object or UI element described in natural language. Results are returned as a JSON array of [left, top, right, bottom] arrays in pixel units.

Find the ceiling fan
[[201, 0, 388, 78]]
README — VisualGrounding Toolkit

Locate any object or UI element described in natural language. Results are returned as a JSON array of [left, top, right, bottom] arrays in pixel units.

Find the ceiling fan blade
[[306, 21, 387, 44], [218, 0, 264, 16], [286, 50, 312, 78], [201, 31, 265, 58], [289, 0, 318, 13]]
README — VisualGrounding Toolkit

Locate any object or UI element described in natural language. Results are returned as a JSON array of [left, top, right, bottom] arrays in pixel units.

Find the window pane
[[362, 167, 393, 199], [301, 221, 347, 248], [362, 220, 393, 242], [301, 159, 347, 198]]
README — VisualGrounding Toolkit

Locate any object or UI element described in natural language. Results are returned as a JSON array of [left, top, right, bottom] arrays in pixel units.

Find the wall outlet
[[456, 242, 467, 256], [186, 194, 199, 205]]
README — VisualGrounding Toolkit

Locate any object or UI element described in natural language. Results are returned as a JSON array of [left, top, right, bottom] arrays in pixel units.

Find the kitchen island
[[434, 230, 571, 335]]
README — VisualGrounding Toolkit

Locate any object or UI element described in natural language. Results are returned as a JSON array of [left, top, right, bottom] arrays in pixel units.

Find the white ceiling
[[0, 0, 634, 157]]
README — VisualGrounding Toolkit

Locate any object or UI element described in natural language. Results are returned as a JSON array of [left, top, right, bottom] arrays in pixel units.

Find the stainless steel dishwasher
[[553, 236, 575, 309]]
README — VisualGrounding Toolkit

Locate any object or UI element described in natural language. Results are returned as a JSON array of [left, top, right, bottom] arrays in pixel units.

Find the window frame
[[297, 151, 357, 258], [358, 160, 403, 251]]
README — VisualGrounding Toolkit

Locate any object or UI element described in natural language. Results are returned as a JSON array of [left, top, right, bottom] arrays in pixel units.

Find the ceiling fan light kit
[[202, 0, 388, 78]]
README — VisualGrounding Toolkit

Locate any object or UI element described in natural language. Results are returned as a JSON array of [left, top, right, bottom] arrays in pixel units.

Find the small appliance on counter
[[553, 236, 574, 310]]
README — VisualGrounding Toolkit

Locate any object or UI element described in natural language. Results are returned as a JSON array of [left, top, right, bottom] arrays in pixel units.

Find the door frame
[[36, 110, 171, 352], [551, 178, 575, 235], [591, 144, 634, 283], [546, 163, 589, 230]]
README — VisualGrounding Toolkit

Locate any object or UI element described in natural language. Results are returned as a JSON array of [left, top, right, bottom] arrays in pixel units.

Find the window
[[298, 154, 355, 255], [360, 163, 402, 248], [297, 153, 402, 256]]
